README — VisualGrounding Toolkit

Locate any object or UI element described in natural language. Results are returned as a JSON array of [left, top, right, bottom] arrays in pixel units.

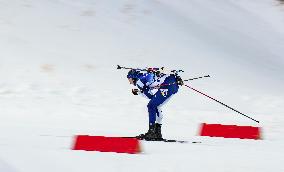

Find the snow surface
[[0, 0, 284, 171]]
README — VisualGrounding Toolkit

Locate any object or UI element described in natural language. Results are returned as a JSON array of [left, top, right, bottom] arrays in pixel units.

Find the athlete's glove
[[132, 89, 140, 95], [176, 76, 184, 86]]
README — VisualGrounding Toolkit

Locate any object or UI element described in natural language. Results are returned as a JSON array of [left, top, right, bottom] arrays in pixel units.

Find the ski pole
[[184, 84, 259, 123], [183, 75, 210, 82]]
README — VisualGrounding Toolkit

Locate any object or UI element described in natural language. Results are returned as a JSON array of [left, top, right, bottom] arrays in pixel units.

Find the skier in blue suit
[[127, 69, 183, 140]]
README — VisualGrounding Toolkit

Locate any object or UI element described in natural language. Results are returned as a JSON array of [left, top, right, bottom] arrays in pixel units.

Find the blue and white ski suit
[[135, 73, 179, 125]]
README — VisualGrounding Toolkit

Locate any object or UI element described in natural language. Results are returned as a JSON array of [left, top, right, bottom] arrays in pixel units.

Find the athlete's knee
[[147, 101, 158, 110]]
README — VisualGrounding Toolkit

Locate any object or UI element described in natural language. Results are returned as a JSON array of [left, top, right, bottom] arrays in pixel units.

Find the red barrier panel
[[199, 123, 261, 140], [72, 135, 141, 154]]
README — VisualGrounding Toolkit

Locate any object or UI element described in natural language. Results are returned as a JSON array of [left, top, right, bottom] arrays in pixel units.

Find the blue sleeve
[[139, 73, 154, 85], [136, 73, 154, 99]]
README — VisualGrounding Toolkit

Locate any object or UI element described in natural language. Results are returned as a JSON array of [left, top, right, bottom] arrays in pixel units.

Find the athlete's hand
[[176, 76, 184, 86], [132, 89, 140, 95]]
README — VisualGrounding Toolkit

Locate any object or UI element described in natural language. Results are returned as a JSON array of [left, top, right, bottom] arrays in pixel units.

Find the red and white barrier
[[199, 123, 261, 140], [72, 135, 141, 154]]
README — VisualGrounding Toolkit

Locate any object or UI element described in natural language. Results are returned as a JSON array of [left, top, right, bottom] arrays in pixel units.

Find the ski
[[143, 139, 201, 144], [161, 139, 201, 143], [122, 137, 201, 144]]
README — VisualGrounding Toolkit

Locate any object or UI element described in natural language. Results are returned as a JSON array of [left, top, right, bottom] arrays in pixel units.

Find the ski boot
[[154, 123, 163, 141], [136, 124, 155, 140], [136, 123, 163, 141]]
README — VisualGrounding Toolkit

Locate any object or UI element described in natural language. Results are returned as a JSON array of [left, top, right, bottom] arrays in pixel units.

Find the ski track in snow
[[0, 0, 284, 172]]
